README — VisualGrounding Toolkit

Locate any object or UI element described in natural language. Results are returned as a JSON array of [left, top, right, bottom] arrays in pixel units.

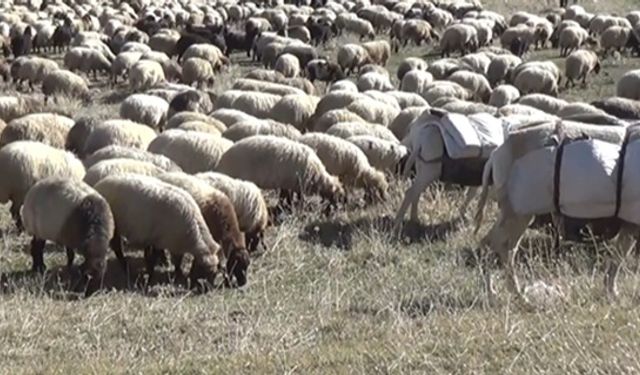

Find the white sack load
[[508, 139, 621, 218], [435, 112, 506, 159]]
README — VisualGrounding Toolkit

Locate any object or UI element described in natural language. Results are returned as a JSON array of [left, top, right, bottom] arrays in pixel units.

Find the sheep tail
[[474, 152, 494, 234]]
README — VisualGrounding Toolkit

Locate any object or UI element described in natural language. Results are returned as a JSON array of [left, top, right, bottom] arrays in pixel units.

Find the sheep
[[274, 53, 300, 78], [1, 113, 74, 148], [421, 80, 472, 103], [488, 85, 520, 107], [313, 90, 366, 116], [280, 43, 318, 67], [299, 132, 388, 202], [217, 135, 345, 208], [342, 17, 375, 40], [473, 122, 630, 307], [363, 91, 401, 111], [558, 25, 590, 56], [388, 106, 429, 140], [357, 71, 394, 92], [21, 177, 114, 296], [401, 19, 437, 47], [459, 52, 492, 75], [215, 90, 282, 118], [119, 94, 169, 130], [440, 98, 498, 116], [500, 24, 535, 54], [181, 57, 215, 88], [486, 54, 522, 87], [156, 171, 249, 286], [591, 96, 640, 119], [397, 57, 428, 81], [498, 104, 560, 120], [306, 109, 367, 133], [565, 49, 601, 88], [510, 61, 562, 85], [83, 158, 165, 186], [82, 119, 158, 157], [42, 70, 90, 103], [13, 56, 59, 91], [129, 60, 166, 91], [337, 44, 372, 75], [223, 119, 302, 141], [361, 40, 391, 66], [148, 129, 233, 173], [600, 26, 631, 56], [326, 121, 398, 143], [0, 141, 85, 229], [111, 51, 143, 83], [83, 145, 181, 172], [347, 135, 409, 174], [233, 79, 305, 96], [447, 70, 493, 103], [440, 23, 478, 57], [401, 70, 435, 94], [168, 90, 215, 117], [196, 172, 269, 252], [94, 174, 220, 287], [209, 109, 258, 128], [305, 59, 345, 83], [181, 44, 228, 70], [513, 67, 560, 97], [556, 102, 608, 118], [385, 91, 429, 109], [269, 94, 320, 131], [347, 97, 400, 126], [166, 112, 226, 133]]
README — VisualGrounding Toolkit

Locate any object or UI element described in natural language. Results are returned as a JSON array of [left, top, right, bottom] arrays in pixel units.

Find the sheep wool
[[84, 158, 165, 186], [167, 111, 227, 132], [1, 113, 74, 148], [83, 145, 181, 172], [148, 129, 233, 173], [82, 119, 158, 157], [347, 135, 410, 173]]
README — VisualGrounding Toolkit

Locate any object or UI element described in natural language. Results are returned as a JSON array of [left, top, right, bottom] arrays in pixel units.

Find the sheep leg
[[480, 206, 532, 308], [604, 225, 637, 302], [171, 253, 185, 281], [110, 230, 127, 274], [394, 163, 440, 230], [66, 247, 75, 269], [10, 202, 23, 232], [143, 246, 161, 286], [30, 237, 46, 274]]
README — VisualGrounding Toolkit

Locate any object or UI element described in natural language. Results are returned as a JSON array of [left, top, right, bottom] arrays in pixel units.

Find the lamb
[[397, 57, 428, 81], [591, 96, 640, 119], [274, 53, 300, 78], [447, 70, 492, 103], [156, 171, 249, 286], [388, 106, 429, 140], [357, 71, 394, 92], [486, 54, 522, 87], [299, 132, 388, 202], [558, 25, 591, 56], [42, 70, 90, 103], [215, 90, 282, 118], [216, 135, 345, 208], [83, 145, 181, 172], [83, 158, 165, 186], [21, 177, 114, 296], [565, 49, 601, 87], [0, 141, 85, 229], [361, 40, 391, 66], [326, 121, 398, 143], [82, 119, 158, 157], [129, 60, 166, 91], [269, 94, 320, 131], [166, 112, 226, 133], [222, 120, 302, 141], [147, 129, 233, 173], [1, 113, 74, 149], [181, 57, 215, 88], [347, 135, 409, 173], [439, 23, 479, 57], [94, 174, 220, 287], [488, 84, 520, 107], [196, 172, 269, 252], [337, 44, 372, 75], [119, 94, 169, 130], [400, 70, 435, 94]]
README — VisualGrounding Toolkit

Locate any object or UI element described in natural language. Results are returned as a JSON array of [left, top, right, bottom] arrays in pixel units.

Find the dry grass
[[3, 0, 640, 372]]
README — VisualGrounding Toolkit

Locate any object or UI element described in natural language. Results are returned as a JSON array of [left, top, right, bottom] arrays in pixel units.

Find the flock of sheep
[[2, 0, 640, 307]]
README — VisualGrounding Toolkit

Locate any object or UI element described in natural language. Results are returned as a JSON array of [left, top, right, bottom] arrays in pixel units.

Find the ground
[[2, 0, 640, 373]]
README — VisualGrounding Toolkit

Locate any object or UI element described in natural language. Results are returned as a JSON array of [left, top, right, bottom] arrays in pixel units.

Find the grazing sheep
[[196, 172, 269, 252], [181, 57, 215, 88], [448, 70, 493, 102], [421, 80, 472, 103], [129, 60, 166, 91], [1, 113, 74, 148], [306, 109, 367, 133], [111, 51, 143, 83], [83, 145, 181, 172], [0, 141, 85, 229], [66, 116, 101, 155], [274, 53, 300, 78], [558, 25, 590, 56], [400, 70, 435, 94], [280, 43, 318, 68], [305, 59, 345, 83], [337, 44, 372, 75], [388, 106, 429, 140], [401, 19, 438, 47], [591, 96, 640, 119], [556, 102, 607, 118], [156, 172, 249, 286], [182, 44, 228, 70], [565, 49, 601, 87], [385, 91, 429, 109], [13, 56, 59, 91], [397, 57, 428, 81], [209, 109, 258, 128], [486, 54, 522, 87], [64, 47, 112, 79], [148, 129, 233, 173], [223, 119, 302, 141], [616, 70, 640, 100], [342, 17, 375, 40], [361, 40, 391, 66], [600, 26, 631, 56], [119, 94, 169, 130], [513, 67, 560, 97], [327, 81, 356, 93], [42, 70, 90, 103], [21, 177, 114, 296], [217, 135, 345, 208], [347, 97, 400, 126], [83, 158, 165, 186], [233, 79, 305, 96], [347, 135, 409, 173], [82, 119, 157, 157], [488, 84, 520, 107], [166, 112, 226, 133], [94, 174, 220, 286], [440, 23, 479, 57], [299, 132, 388, 202], [357, 71, 394, 92], [313, 90, 366, 116], [269, 94, 320, 131], [168, 90, 215, 116], [215, 90, 282, 118], [327, 121, 398, 143], [427, 58, 464, 80]]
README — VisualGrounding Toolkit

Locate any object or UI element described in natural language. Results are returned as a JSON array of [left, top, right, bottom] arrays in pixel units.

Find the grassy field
[[3, 0, 640, 373]]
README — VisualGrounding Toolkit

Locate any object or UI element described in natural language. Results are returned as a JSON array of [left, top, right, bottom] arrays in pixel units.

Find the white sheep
[[559, 25, 590, 56], [222, 119, 301, 141], [210, 108, 259, 128], [388, 106, 429, 140], [1, 113, 74, 148], [233, 78, 305, 96], [396, 57, 428, 81], [83, 145, 181, 172], [329, 80, 359, 92], [82, 119, 158, 157], [357, 71, 394, 92], [347, 135, 409, 173], [214, 90, 282, 118], [307, 109, 367, 133], [513, 66, 560, 97], [565, 49, 601, 87], [600, 26, 631, 56], [269, 94, 320, 131], [488, 84, 520, 107], [274, 53, 301, 78], [421, 80, 472, 103], [326, 121, 398, 143], [167, 111, 227, 133], [337, 44, 372, 75], [617, 69, 640, 100], [129, 60, 166, 91], [21, 177, 114, 296], [13, 56, 59, 91], [83, 158, 165, 186], [182, 43, 228, 70], [111, 51, 143, 83], [42, 70, 90, 102], [64, 46, 112, 78], [119, 94, 169, 130], [347, 97, 400, 126], [0, 96, 40, 122], [181, 57, 215, 88], [385, 91, 428, 109], [148, 129, 233, 173], [0, 141, 85, 229], [440, 23, 479, 57], [447, 70, 493, 102], [94, 174, 220, 286], [486, 54, 522, 87], [400, 70, 435, 94], [361, 40, 391, 66]]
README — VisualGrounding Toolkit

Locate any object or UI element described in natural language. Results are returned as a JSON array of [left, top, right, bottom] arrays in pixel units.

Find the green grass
[[3, 0, 640, 372]]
